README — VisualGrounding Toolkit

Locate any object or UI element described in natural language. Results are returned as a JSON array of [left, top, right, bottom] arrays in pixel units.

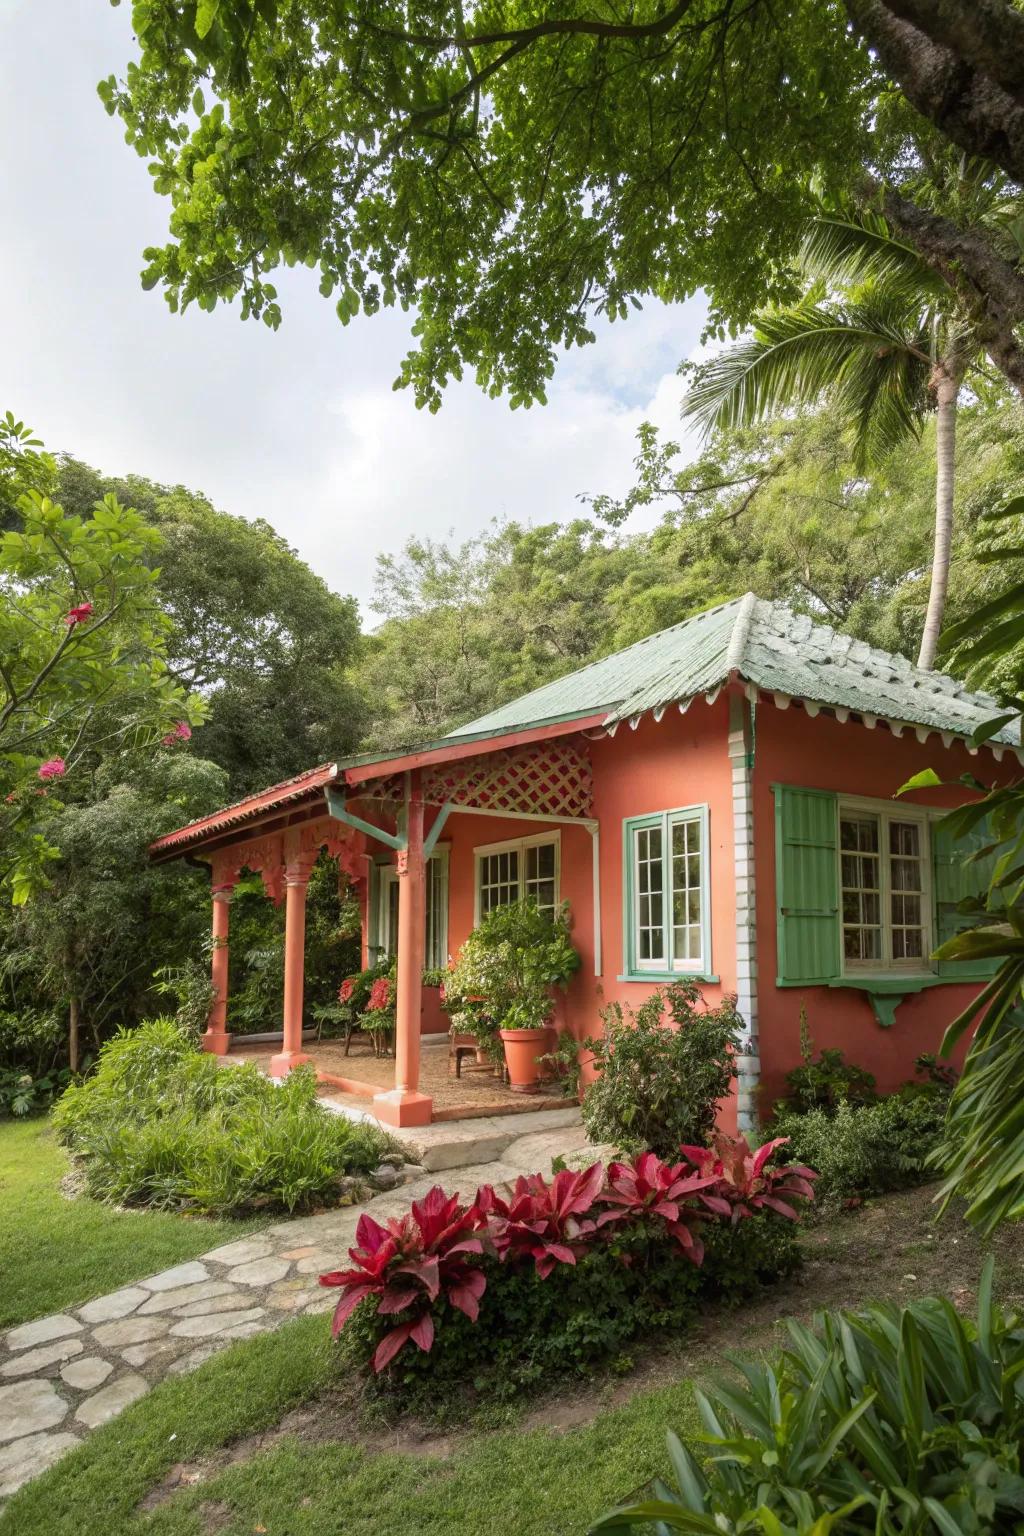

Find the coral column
[[373, 772, 432, 1127], [203, 881, 235, 1055], [270, 855, 314, 1077]]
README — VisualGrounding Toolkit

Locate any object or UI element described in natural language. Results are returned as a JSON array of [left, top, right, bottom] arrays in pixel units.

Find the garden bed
[[6, 1184, 1023, 1536]]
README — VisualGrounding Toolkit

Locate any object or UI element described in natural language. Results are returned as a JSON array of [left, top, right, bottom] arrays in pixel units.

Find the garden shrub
[[322, 1136, 815, 1397], [580, 982, 740, 1156], [0, 1007, 72, 1116], [782, 1013, 878, 1112], [52, 1018, 398, 1214], [771, 1091, 949, 1208], [594, 1258, 1024, 1535]]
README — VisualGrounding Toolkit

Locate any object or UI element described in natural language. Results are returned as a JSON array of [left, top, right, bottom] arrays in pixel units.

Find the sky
[[0, 0, 709, 617]]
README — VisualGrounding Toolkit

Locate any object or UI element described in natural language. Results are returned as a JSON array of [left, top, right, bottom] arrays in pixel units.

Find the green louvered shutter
[[775, 786, 840, 985], [933, 816, 1001, 980]]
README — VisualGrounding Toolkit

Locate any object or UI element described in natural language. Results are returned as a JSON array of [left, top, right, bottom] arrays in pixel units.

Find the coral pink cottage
[[150, 596, 1018, 1128]]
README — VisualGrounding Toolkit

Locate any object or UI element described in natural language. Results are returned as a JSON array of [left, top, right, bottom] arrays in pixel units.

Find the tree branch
[[881, 0, 1024, 105], [845, 0, 1024, 182]]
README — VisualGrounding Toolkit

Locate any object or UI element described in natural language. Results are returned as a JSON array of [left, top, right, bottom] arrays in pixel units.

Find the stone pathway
[[0, 1109, 588, 1506]]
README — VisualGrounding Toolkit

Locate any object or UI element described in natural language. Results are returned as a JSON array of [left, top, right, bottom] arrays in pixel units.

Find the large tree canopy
[[56, 459, 365, 792], [103, 1, 1024, 404]]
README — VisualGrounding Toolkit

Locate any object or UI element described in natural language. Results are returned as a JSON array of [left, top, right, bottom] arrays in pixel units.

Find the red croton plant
[[678, 1132, 817, 1222], [320, 1136, 815, 1372]]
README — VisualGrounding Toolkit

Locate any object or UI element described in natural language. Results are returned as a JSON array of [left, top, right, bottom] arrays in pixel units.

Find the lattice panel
[[363, 741, 593, 818]]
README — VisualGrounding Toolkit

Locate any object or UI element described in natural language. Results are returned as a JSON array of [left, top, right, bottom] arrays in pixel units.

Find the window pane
[[479, 849, 520, 915], [669, 815, 702, 968], [888, 820, 926, 964], [634, 824, 665, 963], [523, 840, 557, 916], [840, 815, 881, 966]]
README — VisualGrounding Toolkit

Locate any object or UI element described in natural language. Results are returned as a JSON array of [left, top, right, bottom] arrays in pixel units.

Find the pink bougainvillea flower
[[37, 758, 66, 781], [368, 977, 392, 1012], [338, 978, 355, 1004], [161, 720, 193, 746], [64, 602, 94, 626]]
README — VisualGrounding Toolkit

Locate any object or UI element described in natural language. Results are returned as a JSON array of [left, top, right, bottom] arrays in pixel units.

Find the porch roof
[[148, 762, 339, 861]]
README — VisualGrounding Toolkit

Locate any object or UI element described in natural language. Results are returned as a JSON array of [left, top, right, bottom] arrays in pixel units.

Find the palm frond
[[682, 302, 931, 465], [799, 214, 948, 304]]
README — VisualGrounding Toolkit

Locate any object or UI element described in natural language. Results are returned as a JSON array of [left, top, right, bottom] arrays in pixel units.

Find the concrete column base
[[201, 1029, 231, 1057], [372, 1088, 433, 1127], [269, 1049, 311, 1078]]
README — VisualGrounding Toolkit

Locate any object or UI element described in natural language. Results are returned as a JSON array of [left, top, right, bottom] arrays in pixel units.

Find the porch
[[148, 725, 603, 1128], [228, 1036, 573, 1122]]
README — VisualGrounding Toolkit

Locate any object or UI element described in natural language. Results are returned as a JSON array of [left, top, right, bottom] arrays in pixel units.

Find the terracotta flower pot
[[499, 1027, 549, 1093]]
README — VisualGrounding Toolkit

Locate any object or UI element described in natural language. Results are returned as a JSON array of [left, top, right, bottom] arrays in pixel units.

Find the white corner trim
[[728, 693, 760, 1133]]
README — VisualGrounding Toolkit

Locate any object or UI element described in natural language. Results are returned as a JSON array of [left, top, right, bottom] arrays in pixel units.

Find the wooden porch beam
[[323, 787, 405, 851]]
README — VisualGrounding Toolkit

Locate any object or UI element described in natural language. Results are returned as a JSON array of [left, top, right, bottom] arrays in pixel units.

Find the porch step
[[403, 1105, 584, 1173]]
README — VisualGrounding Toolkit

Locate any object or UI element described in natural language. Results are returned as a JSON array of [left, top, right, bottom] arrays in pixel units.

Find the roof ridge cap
[[725, 592, 758, 673]]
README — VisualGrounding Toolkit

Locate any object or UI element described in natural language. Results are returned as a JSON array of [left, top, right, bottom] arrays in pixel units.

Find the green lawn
[[0, 1119, 262, 1327], [2, 1314, 700, 1535]]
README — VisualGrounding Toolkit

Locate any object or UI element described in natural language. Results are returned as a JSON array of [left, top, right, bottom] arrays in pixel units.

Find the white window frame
[[473, 831, 561, 924], [374, 846, 450, 970], [837, 796, 934, 976], [624, 804, 711, 977]]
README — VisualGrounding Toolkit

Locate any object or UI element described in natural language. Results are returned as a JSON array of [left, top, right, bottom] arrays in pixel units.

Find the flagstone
[[120, 1339, 183, 1368], [0, 1338, 84, 1379], [5, 1315, 82, 1352], [169, 1308, 265, 1340], [60, 1358, 114, 1391], [278, 1245, 318, 1260], [139, 1261, 210, 1292], [226, 1257, 290, 1287], [172, 1291, 259, 1320], [137, 1281, 235, 1316], [0, 1380, 68, 1442], [203, 1237, 275, 1266], [76, 1287, 148, 1325], [75, 1374, 148, 1429], [92, 1315, 171, 1348], [0, 1431, 80, 1497]]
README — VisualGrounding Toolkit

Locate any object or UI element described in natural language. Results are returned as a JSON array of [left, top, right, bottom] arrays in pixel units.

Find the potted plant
[[446, 900, 580, 1092], [359, 975, 396, 1058]]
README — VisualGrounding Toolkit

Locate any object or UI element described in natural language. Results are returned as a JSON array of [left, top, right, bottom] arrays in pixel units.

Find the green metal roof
[[444, 593, 1018, 746]]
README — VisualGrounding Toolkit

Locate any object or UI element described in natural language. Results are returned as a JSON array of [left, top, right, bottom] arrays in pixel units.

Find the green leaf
[[194, 0, 221, 38], [896, 768, 942, 794]]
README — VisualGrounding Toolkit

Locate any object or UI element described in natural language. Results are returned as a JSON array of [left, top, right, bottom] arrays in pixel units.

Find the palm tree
[[682, 214, 980, 669]]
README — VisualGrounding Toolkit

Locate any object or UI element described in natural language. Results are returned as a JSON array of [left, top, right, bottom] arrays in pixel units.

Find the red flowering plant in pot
[[319, 1185, 492, 1372]]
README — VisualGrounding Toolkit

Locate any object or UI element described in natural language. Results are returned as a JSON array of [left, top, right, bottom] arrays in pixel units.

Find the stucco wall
[[751, 698, 1017, 1112]]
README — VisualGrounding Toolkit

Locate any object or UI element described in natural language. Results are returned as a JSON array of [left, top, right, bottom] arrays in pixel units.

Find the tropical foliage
[[321, 1138, 814, 1380], [681, 212, 985, 668], [593, 1258, 1024, 1535], [0, 416, 203, 901], [52, 1018, 396, 1214], [102, 3, 1024, 404], [580, 982, 740, 1157]]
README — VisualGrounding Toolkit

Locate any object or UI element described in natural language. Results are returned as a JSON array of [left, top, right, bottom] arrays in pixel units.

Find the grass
[[0, 1118, 262, 1327], [1, 1315, 701, 1535]]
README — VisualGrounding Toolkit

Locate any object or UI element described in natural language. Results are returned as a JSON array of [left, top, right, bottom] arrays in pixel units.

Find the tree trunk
[[917, 366, 958, 671], [68, 996, 80, 1074]]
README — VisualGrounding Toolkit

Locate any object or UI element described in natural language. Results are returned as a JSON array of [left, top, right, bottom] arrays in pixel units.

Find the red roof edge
[[343, 714, 608, 785], [149, 763, 339, 860]]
